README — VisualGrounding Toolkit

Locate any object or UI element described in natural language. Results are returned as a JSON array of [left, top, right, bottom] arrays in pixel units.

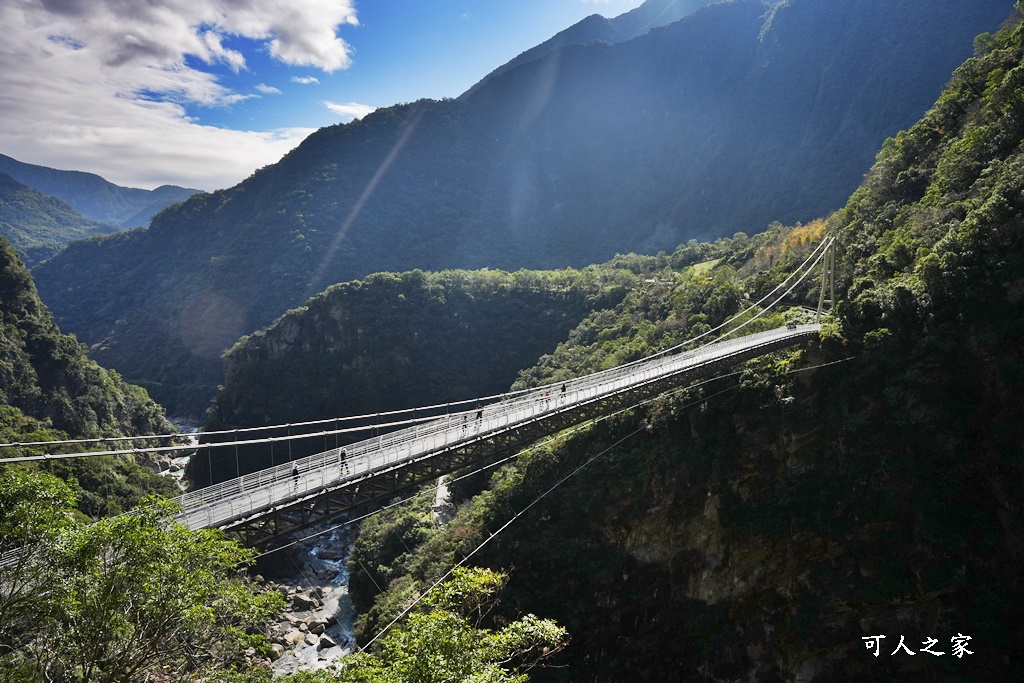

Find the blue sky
[[0, 0, 643, 191], [192, 1, 645, 132]]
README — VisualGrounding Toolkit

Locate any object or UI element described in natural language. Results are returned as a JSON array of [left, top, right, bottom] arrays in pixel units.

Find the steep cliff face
[[351, 285, 1020, 680], [0, 236, 171, 439], [0, 236, 179, 515], [347, 10, 1024, 679]]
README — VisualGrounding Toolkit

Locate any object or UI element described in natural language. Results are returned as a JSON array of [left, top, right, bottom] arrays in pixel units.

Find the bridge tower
[[815, 237, 836, 323]]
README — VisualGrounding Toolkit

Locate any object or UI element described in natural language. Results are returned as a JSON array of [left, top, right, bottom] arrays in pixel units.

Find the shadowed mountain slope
[[32, 0, 1014, 417], [461, 0, 721, 99], [347, 6, 1024, 677]]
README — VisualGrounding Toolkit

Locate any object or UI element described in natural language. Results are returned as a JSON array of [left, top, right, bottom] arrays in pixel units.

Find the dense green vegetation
[[0, 236, 170, 439], [31, 0, 1010, 418], [279, 568, 565, 683], [0, 469, 284, 682], [194, 267, 630, 485], [342, 8, 1024, 679], [0, 153, 198, 228], [2, 471, 563, 683], [0, 173, 118, 266], [0, 236, 179, 514], [5, 1, 1024, 680]]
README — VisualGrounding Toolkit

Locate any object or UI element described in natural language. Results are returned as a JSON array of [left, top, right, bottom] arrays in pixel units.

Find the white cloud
[[0, 0, 358, 190], [27, 0, 359, 73], [264, 3, 358, 72], [256, 83, 282, 95], [323, 101, 376, 122], [292, 76, 320, 85], [200, 30, 246, 72]]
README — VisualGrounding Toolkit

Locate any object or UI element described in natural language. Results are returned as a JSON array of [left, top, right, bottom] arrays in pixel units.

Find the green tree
[[289, 568, 566, 683], [0, 474, 284, 683], [0, 469, 78, 664]]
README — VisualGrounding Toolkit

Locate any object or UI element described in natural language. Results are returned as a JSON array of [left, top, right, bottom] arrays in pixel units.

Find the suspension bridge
[[1, 236, 838, 552], [173, 321, 821, 546]]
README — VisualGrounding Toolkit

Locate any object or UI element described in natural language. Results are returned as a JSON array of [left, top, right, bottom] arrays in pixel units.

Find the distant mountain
[[0, 173, 119, 266], [0, 154, 200, 228], [32, 0, 1015, 417], [462, 0, 721, 98]]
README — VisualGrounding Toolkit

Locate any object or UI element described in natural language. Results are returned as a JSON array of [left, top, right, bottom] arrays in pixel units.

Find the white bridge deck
[[174, 324, 820, 532]]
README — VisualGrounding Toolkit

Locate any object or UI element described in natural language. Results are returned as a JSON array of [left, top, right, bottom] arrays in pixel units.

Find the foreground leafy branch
[[0, 469, 284, 683], [284, 567, 567, 683]]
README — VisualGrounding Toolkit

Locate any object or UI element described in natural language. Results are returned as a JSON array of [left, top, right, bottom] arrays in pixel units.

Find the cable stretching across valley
[[0, 235, 834, 462]]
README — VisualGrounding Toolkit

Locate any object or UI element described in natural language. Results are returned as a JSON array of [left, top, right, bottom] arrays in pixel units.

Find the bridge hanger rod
[[707, 235, 833, 343], [610, 234, 833, 363]]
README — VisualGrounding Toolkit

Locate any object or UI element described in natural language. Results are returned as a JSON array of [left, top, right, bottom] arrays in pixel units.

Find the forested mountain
[[32, 0, 1014, 418], [0, 236, 179, 514], [5, 0, 1023, 677], [0, 173, 119, 266], [0, 153, 199, 228], [344, 8, 1024, 680]]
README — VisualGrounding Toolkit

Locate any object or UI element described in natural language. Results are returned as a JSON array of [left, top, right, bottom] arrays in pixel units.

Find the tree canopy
[[0, 469, 284, 683]]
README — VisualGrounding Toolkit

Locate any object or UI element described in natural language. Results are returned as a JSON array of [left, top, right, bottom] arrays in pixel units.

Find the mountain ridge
[[0, 172, 119, 266], [461, 0, 721, 99], [0, 153, 200, 228], [32, 0, 1015, 417]]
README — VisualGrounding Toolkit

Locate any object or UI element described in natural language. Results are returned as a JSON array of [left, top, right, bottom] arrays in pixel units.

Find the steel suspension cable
[[523, 235, 833, 388], [0, 236, 833, 460]]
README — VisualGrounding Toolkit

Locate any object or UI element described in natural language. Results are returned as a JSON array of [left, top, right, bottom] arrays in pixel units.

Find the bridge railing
[[175, 325, 819, 529]]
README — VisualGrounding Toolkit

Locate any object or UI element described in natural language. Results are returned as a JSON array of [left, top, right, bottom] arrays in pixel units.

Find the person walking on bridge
[[292, 465, 299, 489]]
